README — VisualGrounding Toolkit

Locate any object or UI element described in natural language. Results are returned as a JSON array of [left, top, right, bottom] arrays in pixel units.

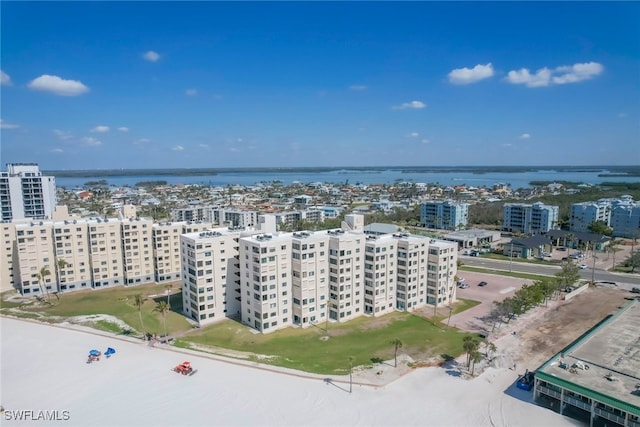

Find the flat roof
[[537, 300, 640, 414]]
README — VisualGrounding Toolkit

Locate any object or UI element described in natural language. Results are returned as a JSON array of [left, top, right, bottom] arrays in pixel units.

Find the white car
[[579, 264, 588, 269]]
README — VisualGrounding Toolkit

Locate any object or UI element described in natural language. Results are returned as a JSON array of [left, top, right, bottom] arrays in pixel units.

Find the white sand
[[0, 317, 582, 427]]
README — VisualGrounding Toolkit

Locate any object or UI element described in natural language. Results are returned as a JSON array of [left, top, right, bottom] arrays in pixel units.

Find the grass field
[[176, 312, 470, 374], [1, 282, 192, 337]]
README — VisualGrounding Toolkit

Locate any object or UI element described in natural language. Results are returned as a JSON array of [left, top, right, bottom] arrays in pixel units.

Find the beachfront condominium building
[[171, 205, 218, 223], [53, 219, 92, 292], [427, 240, 458, 307], [290, 231, 330, 328], [569, 200, 611, 233], [87, 217, 126, 289], [327, 228, 366, 322], [14, 221, 57, 296], [394, 233, 430, 311], [180, 227, 242, 325], [502, 202, 559, 235], [152, 221, 212, 284], [364, 234, 397, 316], [0, 222, 17, 292], [121, 217, 154, 285], [1, 163, 56, 221], [239, 232, 292, 333], [218, 209, 258, 228], [420, 200, 469, 230], [610, 197, 640, 239]]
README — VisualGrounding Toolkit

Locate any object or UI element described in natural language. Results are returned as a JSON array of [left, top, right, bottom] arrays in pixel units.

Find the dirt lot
[[499, 286, 634, 370]]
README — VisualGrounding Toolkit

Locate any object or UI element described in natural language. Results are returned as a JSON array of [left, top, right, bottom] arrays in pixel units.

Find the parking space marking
[[499, 286, 515, 294]]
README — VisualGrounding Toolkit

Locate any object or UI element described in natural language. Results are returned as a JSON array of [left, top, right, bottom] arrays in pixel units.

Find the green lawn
[[6, 283, 192, 337], [452, 298, 481, 315], [177, 312, 469, 374]]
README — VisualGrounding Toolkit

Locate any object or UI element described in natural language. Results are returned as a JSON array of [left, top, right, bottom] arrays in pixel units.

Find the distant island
[[44, 165, 640, 178]]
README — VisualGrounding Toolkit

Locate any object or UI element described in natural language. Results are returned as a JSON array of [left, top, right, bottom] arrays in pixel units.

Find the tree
[[54, 259, 68, 302], [463, 335, 481, 367], [608, 238, 622, 269], [555, 260, 581, 291], [391, 338, 403, 368], [624, 251, 640, 273], [470, 350, 483, 376], [153, 300, 170, 338], [133, 294, 146, 337], [36, 267, 52, 304], [588, 220, 612, 236]]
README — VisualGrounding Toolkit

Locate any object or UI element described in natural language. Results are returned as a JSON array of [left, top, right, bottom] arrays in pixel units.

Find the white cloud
[[506, 62, 603, 88], [51, 148, 64, 153], [502, 143, 513, 147], [27, 74, 89, 96], [118, 127, 129, 132], [519, 133, 531, 139], [448, 63, 494, 85], [421, 139, 430, 144], [0, 70, 12, 86], [392, 100, 426, 110], [185, 88, 198, 96], [82, 137, 102, 146], [198, 144, 210, 150], [349, 84, 367, 91], [552, 62, 604, 85], [506, 68, 552, 87], [0, 119, 19, 129], [91, 125, 110, 133], [172, 145, 184, 151], [143, 51, 160, 62], [407, 132, 419, 138], [133, 138, 150, 144], [53, 129, 73, 140]]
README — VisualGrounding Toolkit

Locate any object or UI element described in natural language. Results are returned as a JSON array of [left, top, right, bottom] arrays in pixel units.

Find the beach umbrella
[[89, 349, 100, 356]]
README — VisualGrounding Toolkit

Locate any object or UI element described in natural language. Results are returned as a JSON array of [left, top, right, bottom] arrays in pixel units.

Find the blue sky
[[1, 1, 639, 170]]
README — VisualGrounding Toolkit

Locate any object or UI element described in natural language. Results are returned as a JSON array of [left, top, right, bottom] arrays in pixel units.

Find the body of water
[[53, 168, 640, 189]]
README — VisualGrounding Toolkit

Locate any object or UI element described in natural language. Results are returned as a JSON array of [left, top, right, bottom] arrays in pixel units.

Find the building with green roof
[[534, 299, 640, 426]]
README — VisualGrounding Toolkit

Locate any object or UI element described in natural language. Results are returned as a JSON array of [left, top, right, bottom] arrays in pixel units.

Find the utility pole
[[509, 242, 514, 272]]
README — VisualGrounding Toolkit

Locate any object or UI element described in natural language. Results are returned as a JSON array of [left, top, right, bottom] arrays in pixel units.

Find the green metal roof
[[536, 371, 640, 415]]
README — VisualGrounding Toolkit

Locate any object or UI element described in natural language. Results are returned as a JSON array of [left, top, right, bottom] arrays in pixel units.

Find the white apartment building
[[363, 234, 397, 316], [14, 221, 57, 296], [218, 209, 258, 228], [239, 233, 292, 333], [0, 221, 17, 292], [570, 200, 611, 233], [0, 163, 56, 221], [171, 206, 218, 223], [181, 227, 242, 325], [426, 240, 458, 307], [326, 228, 366, 322], [394, 233, 430, 311], [53, 219, 92, 292], [121, 218, 154, 285], [290, 231, 330, 328], [153, 221, 212, 284], [87, 217, 126, 289], [610, 199, 640, 238], [503, 202, 559, 234]]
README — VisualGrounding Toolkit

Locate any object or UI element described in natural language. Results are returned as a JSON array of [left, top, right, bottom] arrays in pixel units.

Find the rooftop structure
[[534, 299, 640, 426]]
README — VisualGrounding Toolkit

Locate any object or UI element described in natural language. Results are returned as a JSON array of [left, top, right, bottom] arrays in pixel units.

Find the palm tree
[[165, 284, 173, 308], [133, 294, 146, 337], [470, 350, 483, 376], [36, 266, 52, 304], [153, 300, 170, 339], [463, 335, 480, 367], [54, 259, 68, 302], [391, 338, 403, 368], [609, 238, 621, 270]]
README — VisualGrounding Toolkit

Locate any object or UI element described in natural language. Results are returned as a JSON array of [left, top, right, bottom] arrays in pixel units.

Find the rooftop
[[537, 300, 640, 414]]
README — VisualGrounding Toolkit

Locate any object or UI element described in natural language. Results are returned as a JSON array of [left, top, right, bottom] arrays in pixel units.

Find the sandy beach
[[0, 316, 584, 427]]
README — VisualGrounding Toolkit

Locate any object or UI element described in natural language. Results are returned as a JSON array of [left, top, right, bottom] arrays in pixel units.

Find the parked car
[[478, 281, 488, 287], [631, 287, 640, 294], [459, 283, 470, 289], [541, 252, 551, 257], [579, 264, 588, 269]]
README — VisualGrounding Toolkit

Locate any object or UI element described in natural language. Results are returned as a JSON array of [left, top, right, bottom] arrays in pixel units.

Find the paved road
[[460, 256, 640, 289]]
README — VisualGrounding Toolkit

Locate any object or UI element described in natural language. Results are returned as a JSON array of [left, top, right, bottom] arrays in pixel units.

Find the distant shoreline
[[46, 165, 640, 178]]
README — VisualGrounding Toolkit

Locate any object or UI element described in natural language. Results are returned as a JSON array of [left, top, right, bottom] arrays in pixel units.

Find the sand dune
[[0, 317, 581, 427]]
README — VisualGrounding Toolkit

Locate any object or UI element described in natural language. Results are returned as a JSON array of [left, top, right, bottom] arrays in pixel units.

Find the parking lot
[[448, 271, 533, 333]]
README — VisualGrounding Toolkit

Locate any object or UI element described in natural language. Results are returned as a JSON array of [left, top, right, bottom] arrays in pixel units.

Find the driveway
[[450, 271, 532, 333]]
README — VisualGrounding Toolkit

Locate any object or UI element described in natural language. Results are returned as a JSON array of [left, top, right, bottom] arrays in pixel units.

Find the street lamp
[[509, 242, 514, 272], [348, 356, 354, 394]]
